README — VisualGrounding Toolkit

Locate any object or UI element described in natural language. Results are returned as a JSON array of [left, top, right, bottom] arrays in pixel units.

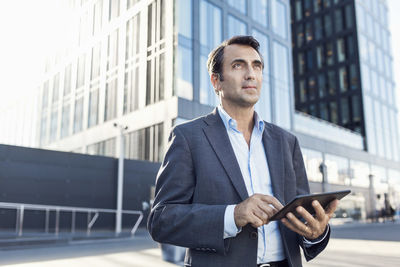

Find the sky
[[0, 0, 72, 108], [0, 0, 399, 116]]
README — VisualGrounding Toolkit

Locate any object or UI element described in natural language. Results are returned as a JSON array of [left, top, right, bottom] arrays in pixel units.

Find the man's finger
[[325, 199, 339, 216], [312, 200, 327, 221], [281, 217, 307, 236], [259, 195, 284, 210], [296, 206, 317, 225]]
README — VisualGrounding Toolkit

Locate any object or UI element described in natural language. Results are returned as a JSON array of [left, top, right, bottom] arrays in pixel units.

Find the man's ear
[[210, 73, 220, 94]]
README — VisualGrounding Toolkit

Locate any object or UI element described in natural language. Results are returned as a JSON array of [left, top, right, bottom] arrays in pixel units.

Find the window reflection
[[252, 0, 268, 27], [325, 154, 350, 185], [271, 0, 287, 39], [302, 148, 323, 182]]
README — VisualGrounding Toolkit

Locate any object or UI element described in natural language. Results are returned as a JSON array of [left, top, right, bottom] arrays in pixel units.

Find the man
[[148, 36, 339, 267]]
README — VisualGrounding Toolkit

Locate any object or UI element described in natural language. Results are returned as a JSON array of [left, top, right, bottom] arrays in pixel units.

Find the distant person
[[148, 36, 339, 267]]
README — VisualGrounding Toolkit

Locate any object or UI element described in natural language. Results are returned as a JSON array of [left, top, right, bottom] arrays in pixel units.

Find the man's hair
[[207, 35, 264, 81]]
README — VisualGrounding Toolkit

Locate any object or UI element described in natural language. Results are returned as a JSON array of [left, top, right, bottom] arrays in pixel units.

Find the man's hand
[[281, 199, 339, 240], [234, 194, 284, 228]]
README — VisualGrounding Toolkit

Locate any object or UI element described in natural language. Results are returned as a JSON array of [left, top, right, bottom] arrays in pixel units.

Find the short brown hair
[[206, 35, 264, 81]]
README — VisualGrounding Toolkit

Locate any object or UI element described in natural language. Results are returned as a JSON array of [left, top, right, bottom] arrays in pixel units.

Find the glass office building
[[34, 0, 399, 220]]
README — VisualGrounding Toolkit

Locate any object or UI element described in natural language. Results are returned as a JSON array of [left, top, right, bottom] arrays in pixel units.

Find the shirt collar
[[217, 105, 265, 133]]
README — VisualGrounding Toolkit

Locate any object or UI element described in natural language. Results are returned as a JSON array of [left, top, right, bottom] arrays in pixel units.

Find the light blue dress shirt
[[218, 106, 328, 264], [218, 106, 285, 263]]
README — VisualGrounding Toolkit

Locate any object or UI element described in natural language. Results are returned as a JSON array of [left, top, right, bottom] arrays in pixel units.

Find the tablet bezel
[[269, 190, 351, 221]]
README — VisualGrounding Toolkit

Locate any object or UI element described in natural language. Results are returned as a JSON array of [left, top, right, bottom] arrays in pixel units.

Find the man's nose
[[245, 66, 256, 80]]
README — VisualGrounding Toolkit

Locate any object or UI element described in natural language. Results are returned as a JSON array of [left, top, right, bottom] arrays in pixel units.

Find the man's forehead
[[224, 44, 261, 61]]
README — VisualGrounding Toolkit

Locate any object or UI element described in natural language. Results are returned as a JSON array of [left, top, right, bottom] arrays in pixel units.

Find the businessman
[[148, 35, 339, 267]]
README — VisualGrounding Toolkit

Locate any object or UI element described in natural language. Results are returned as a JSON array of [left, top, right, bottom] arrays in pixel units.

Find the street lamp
[[113, 122, 128, 235]]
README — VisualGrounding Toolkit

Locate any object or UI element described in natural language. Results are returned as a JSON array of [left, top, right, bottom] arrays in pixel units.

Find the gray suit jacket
[[148, 109, 330, 267]]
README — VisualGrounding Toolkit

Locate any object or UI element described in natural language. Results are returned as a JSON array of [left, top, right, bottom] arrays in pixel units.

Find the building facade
[[33, 0, 400, 220]]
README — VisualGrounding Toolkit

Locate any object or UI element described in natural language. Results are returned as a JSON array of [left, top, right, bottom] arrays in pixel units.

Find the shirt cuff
[[223, 205, 242, 239], [303, 224, 330, 247]]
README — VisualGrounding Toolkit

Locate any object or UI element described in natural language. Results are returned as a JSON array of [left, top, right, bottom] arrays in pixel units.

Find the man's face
[[213, 44, 263, 108]]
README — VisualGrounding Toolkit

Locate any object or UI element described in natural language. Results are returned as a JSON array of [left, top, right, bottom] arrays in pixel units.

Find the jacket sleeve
[[291, 137, 330, 261], [147, 126, 228, 254]]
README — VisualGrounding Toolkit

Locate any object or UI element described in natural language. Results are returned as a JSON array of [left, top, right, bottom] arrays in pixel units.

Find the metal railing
[[0, 202, 143, 237]]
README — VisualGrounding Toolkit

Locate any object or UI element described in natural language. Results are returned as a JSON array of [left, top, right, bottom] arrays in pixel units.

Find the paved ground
[[0, 222, 399, 266]]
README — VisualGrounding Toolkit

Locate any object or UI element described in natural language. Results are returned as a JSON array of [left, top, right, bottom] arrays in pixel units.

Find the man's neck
[[221, 102, 255, 135]]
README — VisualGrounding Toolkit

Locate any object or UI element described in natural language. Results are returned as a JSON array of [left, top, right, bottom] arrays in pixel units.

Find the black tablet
[[269, 190, 351, 221]]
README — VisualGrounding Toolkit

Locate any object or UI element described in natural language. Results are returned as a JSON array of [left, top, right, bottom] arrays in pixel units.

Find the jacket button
[[250, 231, 258, 239]]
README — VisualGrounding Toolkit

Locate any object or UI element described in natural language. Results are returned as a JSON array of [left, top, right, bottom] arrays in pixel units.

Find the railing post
[[55, 209, 60, 236], [18, 205, 24, 237], [86, 211, 91, 236], [45, 209, 50, 234], [71, 210, 76, 234]]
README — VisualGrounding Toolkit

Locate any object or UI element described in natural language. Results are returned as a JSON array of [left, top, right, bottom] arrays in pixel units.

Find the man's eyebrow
[[230, 58, 263, 65], [230, 58, 246, 65]]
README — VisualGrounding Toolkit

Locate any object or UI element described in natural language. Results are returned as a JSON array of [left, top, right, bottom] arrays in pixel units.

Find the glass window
[[61, 103, 70, 138], [88, 89, 99, 127], [315, 17, 322, 40], [52, 73, 60, 103], [350, 160, 370, 188], [104, 78, 118, 121], [339, 67, 348, 92], [328, 70, 335, 95], [349, 64, 358, 90], [64, 64, 72, 96], [340, 97, 349, 125], [271, 0, 287, 39], [107, 30, 119, 71], [309, 104, 317, 117], [352, 95, 361, 122], [298, 52, 305, 75], [109, 0, 120, 21], [40, 113, 48, 146], [356, 4, 365, 32], [49, 109, 58, 142], [337, 38, 345, 62], [252, 0, 268, 27], [93, 0, 103, 35], [335, 8, 343, 32], [253, 30, 271, 121], [177, 0, 192, 38], [326, 42, 334, 65], [325, 154, 350, 185], [316, 45, 324, 68], [346, 35, 355, 58], [320, 102, 328, 120], [227, 0, 247, 14], [200, 0, 222, 106], [323, 0, 330, 9], [324, 14, 332, 37], [330, 101, 338, 124], [126, 14, 140, 60], [308, 76, 316, 100], [299, 79, 306, 102], [73, 97, 84, 133], [305, 22, 313, 43], [314, 0, 322, 13], [228, 15, 247, 37], [345, 4, 353, 29], [304, 0, 312, 17], [176, 45, 193, 100], [91, 43, 101, 80], [295, 0, 302, 21], [273, 42, 290, 128], [302, 148, 323, 182], [318, 73, 325, 97], [124, 66, 140, 113], [127, 0, 139, 9], [306, 49, 313, 70], [296, 24, 304, 47], [76, 54, 86, 88]]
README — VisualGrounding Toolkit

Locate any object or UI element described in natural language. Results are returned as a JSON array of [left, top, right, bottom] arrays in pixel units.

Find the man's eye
[[233, 63, 241, 69], [254, 64, 262, 70]]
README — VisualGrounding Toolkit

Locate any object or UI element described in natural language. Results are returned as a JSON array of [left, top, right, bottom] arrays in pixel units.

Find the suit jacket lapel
[[262, 124, 285, 204], [203, 109, 249, 201]]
